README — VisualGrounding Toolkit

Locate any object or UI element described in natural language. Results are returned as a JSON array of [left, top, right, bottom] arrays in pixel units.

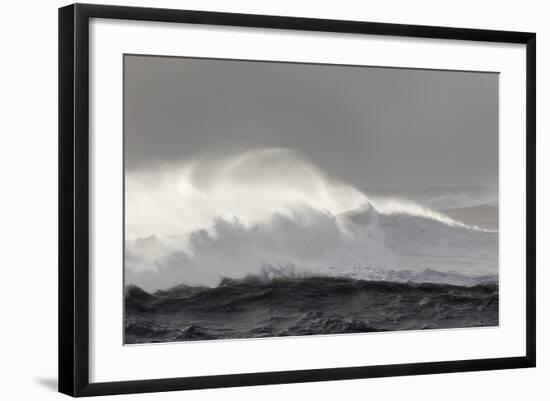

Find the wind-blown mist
[[126, 148, 366, 240], [125, 148, 497, 291]]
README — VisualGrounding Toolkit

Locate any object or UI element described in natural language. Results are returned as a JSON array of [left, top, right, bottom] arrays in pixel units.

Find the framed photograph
[[58, 3, 536, 397]]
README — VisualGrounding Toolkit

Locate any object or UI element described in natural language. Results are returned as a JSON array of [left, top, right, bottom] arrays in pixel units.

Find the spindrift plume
[[125, 148, 367, 240]]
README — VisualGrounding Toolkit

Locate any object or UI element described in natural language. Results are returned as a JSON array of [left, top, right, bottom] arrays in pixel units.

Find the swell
[[125, 276, 499, 343]]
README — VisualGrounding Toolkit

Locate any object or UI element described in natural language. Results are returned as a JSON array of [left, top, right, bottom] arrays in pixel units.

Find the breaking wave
[[125, 148, 498, 291]]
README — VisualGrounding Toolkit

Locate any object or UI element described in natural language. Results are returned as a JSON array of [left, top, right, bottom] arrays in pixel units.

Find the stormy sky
[[124, 54, 498, 191]]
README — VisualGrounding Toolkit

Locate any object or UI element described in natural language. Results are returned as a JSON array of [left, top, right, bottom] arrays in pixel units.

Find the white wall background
[[0, 0, 547, 399]]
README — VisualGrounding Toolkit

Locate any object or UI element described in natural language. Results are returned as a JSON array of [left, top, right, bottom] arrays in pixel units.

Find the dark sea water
[[124, 276, 498, 344]]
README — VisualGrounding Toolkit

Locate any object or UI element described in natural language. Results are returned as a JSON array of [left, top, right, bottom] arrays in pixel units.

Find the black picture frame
[[59, 3, 536, 397]]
